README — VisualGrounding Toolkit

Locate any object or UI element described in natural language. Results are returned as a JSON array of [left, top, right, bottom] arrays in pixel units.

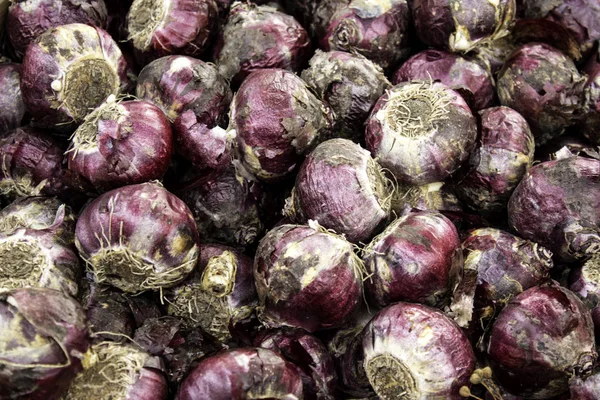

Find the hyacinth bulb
[[75, 182, 199, 293]]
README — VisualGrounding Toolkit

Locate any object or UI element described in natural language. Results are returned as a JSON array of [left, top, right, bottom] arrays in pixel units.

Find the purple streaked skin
[[0, 287, 90, 400], [0, 63, 26, 133], [392, 49, 496, 111], [20, 23, 130, 129], [63, 342, 168, 400], [214, 2, 311, 86], [569, 254, 600, 338], [361, 302, 475, 400], [176, 347, 304, 400], [364, 210, 462, 308], [454, 106, 535, 218], [411, 0, 515, 53], [255, 327, 337, 400], [582, 48, 600, 145], [165, 243, 258, 342], [508, 155, 600, 263], [254, 223, 364, 332], [75, 182, 200, 293], [392, 181, 463, 220], [497, 42, 586, 145], [135, 56, 233, 169], [365, 81, 477, 186], [175, 166, 264, 247], [7, 0, 108, 57], [126, 0, 218, 61], [67, 99, 173, 192], [0, 228, 81, 297], [301, 50, 391, 142], [462, 228, 553, 308], [287, 138, 392, 244], [231, 69, 333, 182], [570, 372, 600, 400], [0, 127, 91, 205], [82, 282, 136, 343], [0, 196, 75, 244], [488, 284, 597, 399], [521, 0, 600, 51], [311, 0, 411, 70]]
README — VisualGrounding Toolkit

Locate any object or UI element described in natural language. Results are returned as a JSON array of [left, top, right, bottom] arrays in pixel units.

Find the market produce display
[[1, 0, 600, 399]]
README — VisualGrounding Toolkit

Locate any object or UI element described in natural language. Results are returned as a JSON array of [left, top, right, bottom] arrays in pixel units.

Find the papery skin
[[288, 138, 392, 244], [176, 347, 304, 400], [0, 287, 90, 400], [496, 42, 586, 145], [0, 63, 26, 133], [166, 244, 258, 342], [364, 211, 462, 308], [255, 327, 337, 400], [570, 371, 600, 399], [463, 228, 552, 309], [0, 228, 81, 296], [75, 182, 200, 293], [569, 254, 600, 337], [488, 284, 597, 399], [582, 48, 600, 145], [136, 56, 233, 169], [365, 81, 477, 186], [454, 106, 535, 218], [175, 167, 264, 247], [361, 302, 475, 399], [0, 127, 91, 205], [67, 99, 173, 192], [0, 196, 75, 244], [20, 23, 129, 128], [231, 69, 333, 182], [508, 156, 600, 262], [392, 49, 495, 111], [126, 0, 218, 60], [214, 2, 311, 85], [521, 0, 600, 50], [391, 181, 463, 219], [311, 0, 411, 70], [301, 50, 391, 141], [411, 0, 515, 52], [254, 223, 363, 332], [7, 0, 108, 57]]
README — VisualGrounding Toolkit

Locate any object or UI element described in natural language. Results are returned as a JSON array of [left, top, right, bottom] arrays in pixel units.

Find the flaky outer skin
[[365, 81, 477, 185], [20, 23, 129, 128], [176, 348, 304, 400], [488, 284, 597, 399], [231, 69, 332, 182], [462, 228, 552, 307], [392, 49, 495, 111], [127, 0, 218, 59], [522, 0, 600, 48], [175, 166, 263, 247], [136, 56, 232, 168], [454, 106, 534, 218], [254, 224, 363, 332], [311, 0, 411, 70], [0, 287, 90, 400], [582, 48, 600, 145], [361, 302, 475, 400], [0, 63, 26, 133], [7, 0, 108, 57], [411, 0, 515, 52], [508, 156, 600, 262], [255, 327, 337, 400], [301, 50, 391, 141], [290, 138, 392, 244], [570, 372, 600, 399], [75, 182, 200, 293], [497, 42, 586, 145], [67, 100, 174, 192], [364, 211, 462, 308], [214, 2, 311, 85]]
